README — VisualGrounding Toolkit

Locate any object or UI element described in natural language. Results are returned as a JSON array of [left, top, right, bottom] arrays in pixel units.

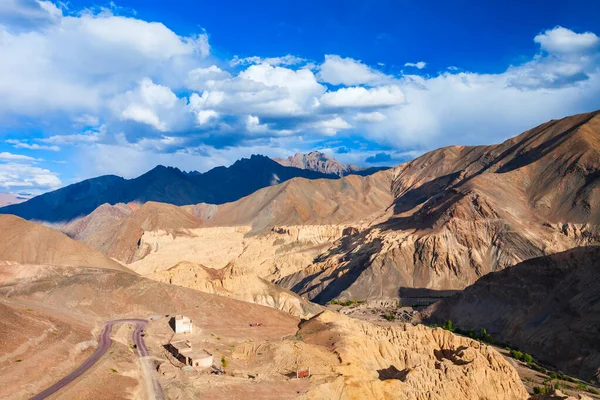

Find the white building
[[175, 315, 193, 334], [167, 340, 213, 369]]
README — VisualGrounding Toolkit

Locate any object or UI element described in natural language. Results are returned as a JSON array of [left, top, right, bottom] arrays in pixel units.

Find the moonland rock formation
[[422, 246, 600, 382], [58, 111, 600, 310], [0, 261, 529, 400], [0, 155, 340, 223], [0, 214, 128, 272], [277, 110, 600, 302], [294, 311, 528, 400], [275, 151, 388, 177]]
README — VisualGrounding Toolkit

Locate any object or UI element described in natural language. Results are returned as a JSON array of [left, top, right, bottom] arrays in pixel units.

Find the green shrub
[[221, 356, 228, 368], [523, 353, 533, 363], [533, 386, 546, 395], [587, 387, 600, 395], [442, 320, 455, 332], [382, 312, 396, 321]]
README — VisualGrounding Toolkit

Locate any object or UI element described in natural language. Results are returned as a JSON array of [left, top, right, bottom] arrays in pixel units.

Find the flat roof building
[[167, 340, 213, 369], [174, 315, 193, 334]]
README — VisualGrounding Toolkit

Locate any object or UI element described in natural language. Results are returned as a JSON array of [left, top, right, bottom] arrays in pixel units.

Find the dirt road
[[30, 319, 164, 400]]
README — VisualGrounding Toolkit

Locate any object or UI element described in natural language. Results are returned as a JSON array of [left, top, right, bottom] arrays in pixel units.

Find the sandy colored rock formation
[[296, 311, 528, 400], [423, 246, 600, 381], [0, 214, 128, 272]]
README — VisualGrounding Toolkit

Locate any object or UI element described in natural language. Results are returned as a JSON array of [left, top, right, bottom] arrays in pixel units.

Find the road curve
[[30, 319, 164, 400]]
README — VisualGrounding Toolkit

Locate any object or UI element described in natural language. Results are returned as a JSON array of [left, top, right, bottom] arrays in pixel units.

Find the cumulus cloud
[[404, 61, 427, 69], [507, 26, 600, 89], [230, 54, 305, 67], [354, 111, 386, 122], [0, 4, 210, 118], [0, 5, 599, 193], [535, 26, 599, 54], [317, 55, 390, 86], [320, 85, 405, 108], [0, 163, 61, 190], [310, 116, 352, 135]]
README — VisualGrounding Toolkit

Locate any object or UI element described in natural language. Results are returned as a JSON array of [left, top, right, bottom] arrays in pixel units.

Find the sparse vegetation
[[587, 387, 600, 395], [442, 320, 454, 332], [509, 349, 533, 364], [533, 386, 549, 395], [15, 359, 22, 363], [221, 356, 228, 368], [382, 312, 396, 321], [327, 299, 365, 307], [110, 368, 118, 373]]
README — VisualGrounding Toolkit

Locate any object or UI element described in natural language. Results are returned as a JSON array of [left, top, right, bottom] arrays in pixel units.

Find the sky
[[0, 0, 599, 194]]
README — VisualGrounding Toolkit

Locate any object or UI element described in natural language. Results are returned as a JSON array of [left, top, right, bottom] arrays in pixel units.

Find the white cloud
[[0, 152, 38, 161], [320, 85, 405, 108], [354, 111, 386, 122], [39, 130, 103, 145], [311, 116, 352, 136], [6, 140, 60, 151], [0, 6, 210, 118], [404, 61, 427, 69], [317, 55, 390, 86], [195, 109, 219, 125], [230, 54, 304, 67], [535, 26, 599, 54], [113, 78, 187, 131], [0, 7, 599, 192], [0, 163, 61, 190]]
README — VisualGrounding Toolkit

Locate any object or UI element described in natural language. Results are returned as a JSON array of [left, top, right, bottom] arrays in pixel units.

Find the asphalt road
[[30, 319, 164, 400]]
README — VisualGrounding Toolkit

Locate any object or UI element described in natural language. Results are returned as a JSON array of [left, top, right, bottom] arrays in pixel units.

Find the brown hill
[[276, 110, 600, 302], [275, 151, 365, 176], [205, 170, 394, 231], [61, 201, 203, 264], [0, 214, 128, 272], [422, 246, 600, 382]]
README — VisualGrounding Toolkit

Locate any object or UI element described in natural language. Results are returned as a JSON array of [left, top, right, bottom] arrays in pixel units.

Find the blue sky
[[0, 0, 599, 194]]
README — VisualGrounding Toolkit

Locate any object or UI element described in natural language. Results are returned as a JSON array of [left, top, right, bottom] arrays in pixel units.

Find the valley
[[1, 111, 599, 399]]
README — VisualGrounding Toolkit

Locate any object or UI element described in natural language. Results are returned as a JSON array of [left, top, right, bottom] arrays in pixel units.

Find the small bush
[[382, 312, 396, 321], [533, 386, 548, 395], [15, 359, 22, 363], [577, 383, 588, 391], [442, 320, 455, 332], [221, 356, 228, 368], [587, 387, 600, 395]]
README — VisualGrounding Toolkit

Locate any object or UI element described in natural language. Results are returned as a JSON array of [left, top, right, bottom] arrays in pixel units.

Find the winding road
[[30, 319, 165, 400]]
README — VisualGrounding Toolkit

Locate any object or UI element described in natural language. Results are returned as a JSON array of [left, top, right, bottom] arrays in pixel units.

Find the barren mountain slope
[[0, 262, 528, 400], [273, 151, 389, 177], [62, 201, 203, 264], [422, 246, 600, 382], [278, 111, 600, 302], [203, 169, 394, 231], [0, 215, 128, 272]]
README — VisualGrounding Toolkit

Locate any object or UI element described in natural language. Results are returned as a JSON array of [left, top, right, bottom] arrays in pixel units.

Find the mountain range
[[1, 110, 600, 395], [0, 154, 353, 222], [274, 150, 388, 177]]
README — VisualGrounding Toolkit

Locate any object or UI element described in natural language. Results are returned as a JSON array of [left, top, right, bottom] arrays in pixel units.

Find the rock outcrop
[[297, 311, 528, 400], [0, 214, 129, 272], [423, 246, 600, 381]]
